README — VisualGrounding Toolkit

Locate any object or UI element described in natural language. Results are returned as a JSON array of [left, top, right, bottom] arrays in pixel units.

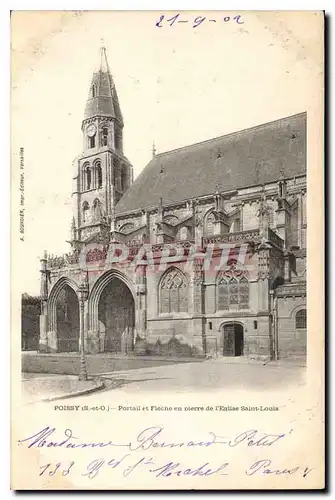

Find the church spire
[[83, 46, 123, 126]]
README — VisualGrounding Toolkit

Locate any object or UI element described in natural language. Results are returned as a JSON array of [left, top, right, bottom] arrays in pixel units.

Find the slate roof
[[84, 47, 123, 125], [115, 112, 306, 215]]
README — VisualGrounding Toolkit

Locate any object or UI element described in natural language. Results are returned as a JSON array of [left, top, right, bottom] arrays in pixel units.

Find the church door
[[222, 323, 244, 357]]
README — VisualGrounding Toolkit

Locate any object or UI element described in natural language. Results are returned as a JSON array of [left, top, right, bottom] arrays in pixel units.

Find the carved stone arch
[[47, 276, 79, 332], [218, 319, 245, 332], [88, 269, 136, 332]]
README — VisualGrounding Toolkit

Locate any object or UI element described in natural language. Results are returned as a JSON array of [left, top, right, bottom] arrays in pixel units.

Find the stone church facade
[[39, 48, 307, 361]]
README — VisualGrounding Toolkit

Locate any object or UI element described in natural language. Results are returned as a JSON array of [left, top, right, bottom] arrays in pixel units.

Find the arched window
[[85, 166, 91, 190], [82, 202, 89, 223], [205, 213, 215, 237], [101, 127, 108, 147], [230, 218, 241, 233], [160, 268, 188, 314], [95, 161, 102, 189], [217, 274, 249, 310], [295, 309, 307, 329]]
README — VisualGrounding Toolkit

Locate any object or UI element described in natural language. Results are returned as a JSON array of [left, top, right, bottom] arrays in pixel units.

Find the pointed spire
[[152, 141, 156, 158], [84, 46, 123, 125]]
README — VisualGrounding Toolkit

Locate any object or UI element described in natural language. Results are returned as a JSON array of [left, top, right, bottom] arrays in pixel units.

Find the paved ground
[[95, 357, 306, 394], [21, 373, 104, 403], [21, 357, 306, 402], [22, 351, 203, 376]]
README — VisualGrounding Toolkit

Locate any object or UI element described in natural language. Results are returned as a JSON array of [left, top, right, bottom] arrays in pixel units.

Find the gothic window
[[82, 202, 89, 223], [295, 309, 307, 329], [229, 278, 239, 305], [218, 277, 229, 310], [217, 274, 249, 310], [101, 127, 108, 147], [95, 161, 102, 189], [85, 166, 91, 190], [205, 213, 215, 237], [160, 268, 188, 314], [238, 277, 249, 309]]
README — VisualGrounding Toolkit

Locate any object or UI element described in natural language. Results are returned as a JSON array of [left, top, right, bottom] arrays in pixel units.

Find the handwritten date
[[156, 13, 244, 29]]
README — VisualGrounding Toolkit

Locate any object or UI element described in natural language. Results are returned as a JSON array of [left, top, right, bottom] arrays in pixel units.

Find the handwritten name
[[17, 426, 286, 451]]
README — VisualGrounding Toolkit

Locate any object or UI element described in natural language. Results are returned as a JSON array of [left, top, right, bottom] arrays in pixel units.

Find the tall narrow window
[[102, 127, 108, 147], [96, 161, 102, 189], [160, 268, 188, 314], [228, 278, 239, 305], [93, 199, 101, 221], [85, 167, 91, 190], [82, 202, 89, 223], [218, 277, 229, 310], [295, 309, 307, 329], [206, 213, 215, 237], [121, 166, 128, 192], [238, 276, 249, 309], [88, 136, 95, 149]]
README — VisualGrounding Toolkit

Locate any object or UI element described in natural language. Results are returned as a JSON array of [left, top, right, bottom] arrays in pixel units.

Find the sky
[[11, 11, 323, 295]]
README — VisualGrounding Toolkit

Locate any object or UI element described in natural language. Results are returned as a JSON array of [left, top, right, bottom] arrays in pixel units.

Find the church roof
[[84, 47, 123, 125], [115, 112, 306, 215]]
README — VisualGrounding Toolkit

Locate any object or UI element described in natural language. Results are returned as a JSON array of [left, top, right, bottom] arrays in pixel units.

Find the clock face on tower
[[87, 124, 97, 137]]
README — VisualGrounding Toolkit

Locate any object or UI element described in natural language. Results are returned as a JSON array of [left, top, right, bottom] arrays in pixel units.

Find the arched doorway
[[98, 278, 135, 353], [221, 322, 244, 357], [56, 285, 79, 352]]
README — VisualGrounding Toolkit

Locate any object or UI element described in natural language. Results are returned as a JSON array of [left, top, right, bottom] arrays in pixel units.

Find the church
[[39, 47, 307, 361]]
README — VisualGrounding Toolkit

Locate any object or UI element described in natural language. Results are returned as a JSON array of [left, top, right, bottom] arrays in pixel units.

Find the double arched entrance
[[49, 273, 135, 353], [220, 322, 244, 357]]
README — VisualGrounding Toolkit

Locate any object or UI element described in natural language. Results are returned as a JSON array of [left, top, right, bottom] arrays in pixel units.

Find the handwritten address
[[17, 425, 314, 481]]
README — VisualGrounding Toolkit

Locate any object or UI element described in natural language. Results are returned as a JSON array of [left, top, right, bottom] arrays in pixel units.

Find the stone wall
[[277, 297, 307, 357]]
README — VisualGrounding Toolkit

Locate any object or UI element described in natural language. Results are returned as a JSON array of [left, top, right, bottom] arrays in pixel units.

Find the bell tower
[[71, 46, 133, 244]]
